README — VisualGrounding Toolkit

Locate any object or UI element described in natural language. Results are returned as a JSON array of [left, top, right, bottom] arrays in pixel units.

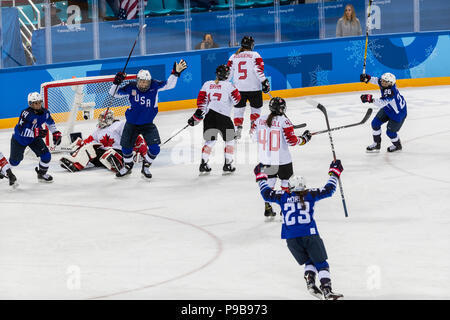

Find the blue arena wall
[[1, 30, 450, 125]]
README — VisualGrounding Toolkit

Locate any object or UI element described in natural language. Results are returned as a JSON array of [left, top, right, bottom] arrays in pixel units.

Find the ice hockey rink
[[1, 85, 449, 300]]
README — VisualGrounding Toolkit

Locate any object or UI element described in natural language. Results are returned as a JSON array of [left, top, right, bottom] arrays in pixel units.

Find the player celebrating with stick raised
[[360, 72, 407, 153], [227, 36, 270, 139], [109, 60, 187, 179], [187, 64, 241, 173], [252, 97, 312, 220]]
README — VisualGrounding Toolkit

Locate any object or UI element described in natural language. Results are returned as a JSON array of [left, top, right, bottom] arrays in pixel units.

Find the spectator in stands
[[41, 1, 66, 27], [195, 33, 220, 50], [336, 4, 362, 37]]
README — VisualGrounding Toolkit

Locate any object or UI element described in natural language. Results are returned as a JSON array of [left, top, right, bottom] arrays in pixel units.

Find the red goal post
[[40, 74, 137, 151]]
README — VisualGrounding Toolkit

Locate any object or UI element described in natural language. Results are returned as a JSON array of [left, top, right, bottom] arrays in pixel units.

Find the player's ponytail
[[295, 190, 309, 206], [266, 111, 277, 128]]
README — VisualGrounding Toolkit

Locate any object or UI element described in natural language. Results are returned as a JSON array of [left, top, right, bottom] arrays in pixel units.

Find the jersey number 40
[[258, 130, 280, 151]]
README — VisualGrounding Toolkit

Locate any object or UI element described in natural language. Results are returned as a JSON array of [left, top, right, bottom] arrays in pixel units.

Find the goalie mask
[[269, 97, 287, 115], [288, 175, 306, 192], [98, 110, 114, 129], [380, 72, 396, 88], [136, 69, 151, 92]]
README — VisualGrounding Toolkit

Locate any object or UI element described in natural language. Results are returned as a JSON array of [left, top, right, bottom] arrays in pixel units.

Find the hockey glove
[[34, 128, 48, 139], [261, 79, 270, 93], [254, 163, 268, 182], [53, 131, 62, 146], [172, 59, 187, 77], [360, 74, 371, 83], [328, 159, 343, 178], [188, 109, 204, 126], [300, 130, 312, 145], [360, 94, 374, 103], [113, 72, 126, 85]]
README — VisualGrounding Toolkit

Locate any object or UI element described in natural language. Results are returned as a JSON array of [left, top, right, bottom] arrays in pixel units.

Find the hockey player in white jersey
[[227, 36, 270, 139], [0, 151, 17, 187], [59, 110, 148, 173], [187, 64, 241, 173], [252, 97, 312, 220]]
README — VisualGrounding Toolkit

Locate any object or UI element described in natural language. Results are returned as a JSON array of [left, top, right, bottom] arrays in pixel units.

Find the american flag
[[118, 0, 148, 20]]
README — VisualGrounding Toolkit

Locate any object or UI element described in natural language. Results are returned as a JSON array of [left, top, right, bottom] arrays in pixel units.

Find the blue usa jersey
[[258, 175, 338, 239], [13, 107, 57, 146], [370, 77, 407, 122], [109, 74, 178, 125]]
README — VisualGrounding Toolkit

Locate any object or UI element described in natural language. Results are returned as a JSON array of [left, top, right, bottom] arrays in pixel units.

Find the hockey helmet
[[28, 92, 43, 108], [137, 69, 151, 92], [98, 109, 114, 129], [380, 72, 396, 88], [216, 64, 230, 81], [241, 35, 255, 50], [288, 175, 306, 192], [269, 97, 287, 115]]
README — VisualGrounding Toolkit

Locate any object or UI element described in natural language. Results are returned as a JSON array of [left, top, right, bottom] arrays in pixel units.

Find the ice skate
[[6, 169, 18, 187], [264, 203, 276, 222], [222, 160, 236, 174], [141, 161, 152, 179], [387, 140, 402, 153], [35, 167, 53, 183], [235, 126, 243, 140], [366, 142, 381, 153], [116, 163, 133, 178], [199, 159, 212, 174], [320, 283, 344, 300], [304, 272, 323, 300]]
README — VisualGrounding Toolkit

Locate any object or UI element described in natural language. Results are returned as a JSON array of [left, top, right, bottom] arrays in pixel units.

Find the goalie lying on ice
[[59, 110, 148, 173]]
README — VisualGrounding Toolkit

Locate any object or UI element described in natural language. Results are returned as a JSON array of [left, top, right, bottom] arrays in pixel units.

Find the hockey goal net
[[40, 74, 137, 151]]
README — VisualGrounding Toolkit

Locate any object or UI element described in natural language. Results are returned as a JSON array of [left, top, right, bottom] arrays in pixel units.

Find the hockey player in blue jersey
[[360, 72, 407, 153], [109, 60, 188, 179], [8, 92, 62, 183], [254, 160, 344, 300]]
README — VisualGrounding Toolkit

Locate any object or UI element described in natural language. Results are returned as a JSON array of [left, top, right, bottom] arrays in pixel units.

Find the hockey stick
[[105, 24, 147, 117], [161, 124, 189, 145], [293, 108, 373, 134], [306, 98, 349, 218], [363, 0, 373, 74]]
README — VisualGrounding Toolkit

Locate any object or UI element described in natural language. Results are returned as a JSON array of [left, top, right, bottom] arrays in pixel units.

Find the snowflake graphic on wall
[[288, 49, 302, 67], [206, 53, 217, 63], [344, 40, 384, 68], [425, 45, 438, 60], [309, 65, 330, 86], [183, 71, 193, 83], [404, 59, 426, 79]]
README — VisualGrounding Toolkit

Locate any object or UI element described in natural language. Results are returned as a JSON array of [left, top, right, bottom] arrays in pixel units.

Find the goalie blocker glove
[[188, 109, 204, 126], [360, 94, 374, 103], [261, 79, 270, 93], [172, 59, 188, 77], [328, 159, 343, 178], [113, 72, 126, 85], [360, 73, 371, 83], [53, 131, 62, 146]]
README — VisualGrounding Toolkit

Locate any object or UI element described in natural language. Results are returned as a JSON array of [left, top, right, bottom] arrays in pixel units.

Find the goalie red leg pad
[[0, 156, 8, 168]]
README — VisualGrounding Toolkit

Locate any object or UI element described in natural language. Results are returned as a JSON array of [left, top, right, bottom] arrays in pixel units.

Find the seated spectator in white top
[[336, 4, 362, 37]]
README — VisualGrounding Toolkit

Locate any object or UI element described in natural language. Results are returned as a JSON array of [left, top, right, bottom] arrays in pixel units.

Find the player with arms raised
[[8, 92, 62, 183], [110, 60, 187, 179], [227, 36, 270, 139], [59, 110, 148, 173], [360, 72, 407, 153], [254, 160, 345, 300], [187, 65, 241, 173], [252, 97, 311, 220]]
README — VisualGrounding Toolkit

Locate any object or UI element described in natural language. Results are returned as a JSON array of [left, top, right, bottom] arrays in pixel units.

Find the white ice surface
[[1, 86, 449, 300]]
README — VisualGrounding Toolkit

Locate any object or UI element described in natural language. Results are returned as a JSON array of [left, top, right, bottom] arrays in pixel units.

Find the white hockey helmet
[[98, 109, 114, 129], [136, 69, 151, 92], [380, 72, 396, 87], [288, 175, 306, 192], [28, 92, 43, 107]]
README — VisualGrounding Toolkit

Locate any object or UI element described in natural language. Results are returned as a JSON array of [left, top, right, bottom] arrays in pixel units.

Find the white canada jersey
[[254, 114, 304, 165], [197, 80, 241, 118], [227, 51, 266, 92], [84, 120, 125, 150]]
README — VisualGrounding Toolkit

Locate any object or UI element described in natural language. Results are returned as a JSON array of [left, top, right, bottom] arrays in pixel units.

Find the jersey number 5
[[284, 202, 311, 225], [238, 61, 247, 80]]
